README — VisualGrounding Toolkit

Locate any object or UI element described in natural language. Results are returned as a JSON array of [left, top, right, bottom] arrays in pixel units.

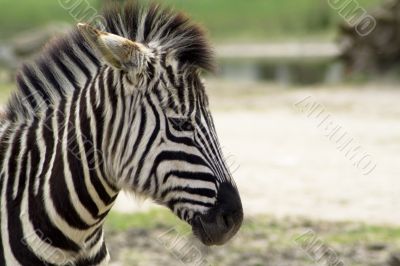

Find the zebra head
[[77, 4, 243, 246]]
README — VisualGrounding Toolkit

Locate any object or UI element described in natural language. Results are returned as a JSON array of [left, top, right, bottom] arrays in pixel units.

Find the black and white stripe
[[0, 1, 241, 265]]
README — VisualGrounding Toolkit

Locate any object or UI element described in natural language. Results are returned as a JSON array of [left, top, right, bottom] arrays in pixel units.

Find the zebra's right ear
[[77, 23, 148, 71]]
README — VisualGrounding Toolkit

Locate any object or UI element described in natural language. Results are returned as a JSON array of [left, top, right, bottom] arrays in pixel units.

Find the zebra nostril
[[217, 211, 235, 231], [222, 214, 230, 228]]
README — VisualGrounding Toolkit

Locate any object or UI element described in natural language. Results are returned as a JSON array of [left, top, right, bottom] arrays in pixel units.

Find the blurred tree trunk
[[339, 0, 400, 74]]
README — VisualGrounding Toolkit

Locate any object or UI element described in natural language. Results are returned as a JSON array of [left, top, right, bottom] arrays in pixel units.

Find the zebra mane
[[5, 0, 215, 121]]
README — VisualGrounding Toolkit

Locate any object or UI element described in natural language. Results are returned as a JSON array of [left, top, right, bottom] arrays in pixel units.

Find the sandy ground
[[114, 80, 400, 226]]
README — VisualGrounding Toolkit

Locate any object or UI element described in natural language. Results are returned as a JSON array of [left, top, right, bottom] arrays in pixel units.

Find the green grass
[[105, 210, 400, 248], [105, 209, 190, 233], [325, 224, 400, 245], [0, 0, 99, 38], [104, 210, 400, 265], [0, 0, 383, 41], [164, 0, 382, 41], [0, 83, 13, 104]]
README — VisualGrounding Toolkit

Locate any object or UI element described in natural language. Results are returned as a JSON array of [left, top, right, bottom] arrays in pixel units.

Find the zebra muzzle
[[192, 183, 243, 246]]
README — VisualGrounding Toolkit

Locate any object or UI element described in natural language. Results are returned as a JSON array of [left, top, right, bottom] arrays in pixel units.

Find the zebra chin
[[191, 183, 243, 246]]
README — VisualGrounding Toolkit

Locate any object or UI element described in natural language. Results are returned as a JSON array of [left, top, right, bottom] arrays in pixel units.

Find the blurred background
[[1, 0, 400, 265]]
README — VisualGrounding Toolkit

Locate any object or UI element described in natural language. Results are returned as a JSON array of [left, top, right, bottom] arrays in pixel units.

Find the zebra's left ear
[[77, 23, 148, 71]]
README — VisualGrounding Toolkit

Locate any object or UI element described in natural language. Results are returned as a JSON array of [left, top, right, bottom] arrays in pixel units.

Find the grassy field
[[106, 209, 400, 247], [0, 83, 13, 105], [106, 209, 189, 233], [105, 209, 400, 265], [0, 0, 382, 41], [0, 0, 99, 38]]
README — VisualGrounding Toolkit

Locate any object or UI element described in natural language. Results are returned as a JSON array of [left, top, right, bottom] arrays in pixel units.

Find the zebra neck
[[30, 69, 122, 242], [95, 68, 146, 189], [0, 103, 119, 261]]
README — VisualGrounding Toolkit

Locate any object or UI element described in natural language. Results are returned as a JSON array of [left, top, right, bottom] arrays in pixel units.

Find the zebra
[[0, 1, 243, 265]]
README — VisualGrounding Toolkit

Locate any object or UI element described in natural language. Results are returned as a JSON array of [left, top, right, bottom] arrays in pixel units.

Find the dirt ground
[[114, 80, 400, 226]]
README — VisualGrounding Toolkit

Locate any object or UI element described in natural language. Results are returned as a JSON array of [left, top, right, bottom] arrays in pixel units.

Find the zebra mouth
[[192, 216, 214, 245], [192, 210, 242, 246], [191, 183, 243, 246]]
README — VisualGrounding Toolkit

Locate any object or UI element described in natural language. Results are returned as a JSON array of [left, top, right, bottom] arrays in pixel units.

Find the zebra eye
[[170, 117, 194, 131], [182, 121, 194, 131]]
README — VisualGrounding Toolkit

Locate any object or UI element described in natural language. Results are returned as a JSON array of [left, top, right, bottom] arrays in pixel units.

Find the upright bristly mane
[[5, 0, 215, 122]]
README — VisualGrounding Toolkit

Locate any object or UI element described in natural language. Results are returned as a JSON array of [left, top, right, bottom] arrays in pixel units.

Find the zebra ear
[[77, 23, 146, 71]]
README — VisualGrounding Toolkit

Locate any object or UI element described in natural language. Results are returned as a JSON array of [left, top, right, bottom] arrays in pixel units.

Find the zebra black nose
[[192, 183, 243, 246]]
